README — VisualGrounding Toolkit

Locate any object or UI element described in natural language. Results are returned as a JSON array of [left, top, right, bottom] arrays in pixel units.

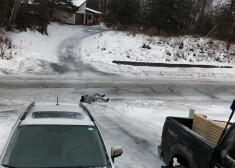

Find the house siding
[[53, 1, 101, 25], [77, 2, 86, 14], [76, 2, 86, 24]]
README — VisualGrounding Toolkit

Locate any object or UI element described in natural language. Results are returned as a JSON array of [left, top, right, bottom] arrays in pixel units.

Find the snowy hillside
[[0, 23, 83, 74], [81, 31, 235, 80], [0, 24, 234, 80]]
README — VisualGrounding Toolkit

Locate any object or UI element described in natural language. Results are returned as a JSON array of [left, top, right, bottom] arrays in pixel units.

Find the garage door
[[75, 14, 84, 25]]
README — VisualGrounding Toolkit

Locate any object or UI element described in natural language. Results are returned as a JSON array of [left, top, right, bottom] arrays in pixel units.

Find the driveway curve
[[50, 26, 112, 76]]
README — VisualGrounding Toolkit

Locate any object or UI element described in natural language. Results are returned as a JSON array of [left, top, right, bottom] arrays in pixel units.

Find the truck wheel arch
[[169, 144, 198, 168]]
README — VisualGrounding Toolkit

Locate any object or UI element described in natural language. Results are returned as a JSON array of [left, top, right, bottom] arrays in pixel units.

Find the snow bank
[[81, 31, 235, 80], [0, 23, 82, 74]]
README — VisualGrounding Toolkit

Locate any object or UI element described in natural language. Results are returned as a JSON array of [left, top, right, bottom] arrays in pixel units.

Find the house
[[53, 0, 102, 25], [85, 7, 102, 25]]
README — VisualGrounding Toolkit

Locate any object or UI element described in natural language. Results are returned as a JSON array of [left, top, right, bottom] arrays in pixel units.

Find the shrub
[[0, 30, 13, 59]]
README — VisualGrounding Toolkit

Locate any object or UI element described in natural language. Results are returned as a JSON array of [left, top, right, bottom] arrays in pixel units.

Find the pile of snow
[[0, 23, 82, 74], [81, 31, 235, 80]]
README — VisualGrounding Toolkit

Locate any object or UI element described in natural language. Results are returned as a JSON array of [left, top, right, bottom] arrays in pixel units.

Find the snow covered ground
[[81, 31, 235, 80], [0, 24, 234, 80], [0, 23, 85, 74]]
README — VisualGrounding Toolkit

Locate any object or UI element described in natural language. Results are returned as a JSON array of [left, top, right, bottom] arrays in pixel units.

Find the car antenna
[[56, 97, 59, 106], [219, 99, 235, 142]]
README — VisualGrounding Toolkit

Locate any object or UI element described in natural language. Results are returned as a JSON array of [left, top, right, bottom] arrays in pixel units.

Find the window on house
[[88, 15, 92, 20]]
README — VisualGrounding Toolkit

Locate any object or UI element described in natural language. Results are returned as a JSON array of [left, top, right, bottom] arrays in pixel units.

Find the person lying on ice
[[80, 93, 109, 104]]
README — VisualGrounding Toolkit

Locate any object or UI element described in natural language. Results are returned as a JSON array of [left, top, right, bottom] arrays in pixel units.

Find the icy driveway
[[0, 78, 234, 167], [0, 24, 109, 75], [50, 25, 110, 75]]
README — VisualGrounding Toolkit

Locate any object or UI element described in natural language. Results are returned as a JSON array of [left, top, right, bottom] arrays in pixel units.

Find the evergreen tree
[[0, 0, 15, 27], [0, 0, 78, 34], [144, 0, 193, 33], [104, 0, 141, 29], [15, 0, 50, 34], [214, 0, 235, 49]]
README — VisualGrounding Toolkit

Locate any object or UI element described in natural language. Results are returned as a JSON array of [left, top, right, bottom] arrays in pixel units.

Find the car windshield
[[2, 125, 109, 168]]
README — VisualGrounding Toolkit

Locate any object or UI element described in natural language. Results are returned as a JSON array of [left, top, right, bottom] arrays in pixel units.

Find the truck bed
[[160, 117, 216, 168], [170, 117, 216, 147]]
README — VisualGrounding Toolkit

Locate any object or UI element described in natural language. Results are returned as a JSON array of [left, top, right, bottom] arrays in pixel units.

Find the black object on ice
[[231, 99, 235, 111], [56, 97, 59, 106], [219, 99, 235, 143]]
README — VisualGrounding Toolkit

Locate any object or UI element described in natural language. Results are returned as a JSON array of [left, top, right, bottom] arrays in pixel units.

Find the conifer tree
[[6, 0, 77, 34], [104, 0, 141, 29], [144, 0, 193, 33], [0, 0, 15, 28], [214, 0, 235, 50]]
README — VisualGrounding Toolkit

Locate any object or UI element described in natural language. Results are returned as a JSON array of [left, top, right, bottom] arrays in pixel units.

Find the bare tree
[[227, 0, 235, 50], [8, 0, 21, 30], [196, 0, 208, 31]]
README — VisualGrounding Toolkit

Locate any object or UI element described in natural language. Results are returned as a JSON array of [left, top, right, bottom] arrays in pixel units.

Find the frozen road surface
[[0, 77, 234, 167]]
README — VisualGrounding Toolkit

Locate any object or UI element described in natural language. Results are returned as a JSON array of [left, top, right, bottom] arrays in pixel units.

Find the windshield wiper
[[2, 164, 17, 168], [47, 166, 107, 168], [2, 165, 110, 168]]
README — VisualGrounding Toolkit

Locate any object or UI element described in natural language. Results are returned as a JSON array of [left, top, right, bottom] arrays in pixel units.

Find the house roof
[[72, 0, 86, 7], [86, 7, 102, 15]]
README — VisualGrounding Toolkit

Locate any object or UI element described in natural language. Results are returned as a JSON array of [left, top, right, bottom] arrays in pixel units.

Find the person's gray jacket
[[83, 95, 92, 104]]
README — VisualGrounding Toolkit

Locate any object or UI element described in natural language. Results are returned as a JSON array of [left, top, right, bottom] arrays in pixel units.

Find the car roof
[[20, 103, 95, 126]]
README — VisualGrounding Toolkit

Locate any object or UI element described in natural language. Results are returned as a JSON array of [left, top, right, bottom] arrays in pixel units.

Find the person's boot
[[106, 98, 109, 102], [102, 94, 105, 97]]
